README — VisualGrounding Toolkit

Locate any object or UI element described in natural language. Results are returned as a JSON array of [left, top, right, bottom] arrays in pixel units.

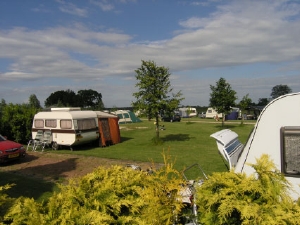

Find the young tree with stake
[[132, 60, 184, 139]]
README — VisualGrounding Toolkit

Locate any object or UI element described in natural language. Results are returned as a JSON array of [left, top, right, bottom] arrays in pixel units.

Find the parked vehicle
[[161, 114, 181, 122], [210, 92, 300, 200], [0, 134, 26, 163]]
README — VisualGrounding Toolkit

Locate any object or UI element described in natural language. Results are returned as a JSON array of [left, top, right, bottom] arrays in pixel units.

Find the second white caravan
[[210, 93, 300, 200]]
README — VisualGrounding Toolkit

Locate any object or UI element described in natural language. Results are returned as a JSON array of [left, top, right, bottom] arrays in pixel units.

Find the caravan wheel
[[52, 142, 59, 150]]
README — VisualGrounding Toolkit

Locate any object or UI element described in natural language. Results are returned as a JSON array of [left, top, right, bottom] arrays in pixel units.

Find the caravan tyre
[[52, 142, 59, 150]]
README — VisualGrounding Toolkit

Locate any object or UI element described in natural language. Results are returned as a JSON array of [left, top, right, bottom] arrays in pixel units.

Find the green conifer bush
[[4, 154, 185, 225], [3, 154, 300, 224], [196, 154, 300, 224]]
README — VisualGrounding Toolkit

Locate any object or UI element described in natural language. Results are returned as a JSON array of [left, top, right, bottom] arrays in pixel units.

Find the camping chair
[[41, 130, 52, 151], [32, 130, 44, 151]]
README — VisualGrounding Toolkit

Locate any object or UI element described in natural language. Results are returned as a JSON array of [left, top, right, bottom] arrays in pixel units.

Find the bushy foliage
[[44, 89, 104, 110], [3, 154, 300, 224], [0, 184, 15, 222], [196, 154, 300, 224], [0, 103, 38, 143], [4, 154, 185, 225]]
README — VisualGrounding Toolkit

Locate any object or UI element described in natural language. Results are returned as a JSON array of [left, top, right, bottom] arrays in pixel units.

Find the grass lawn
[[1, 118, 255, 201], [52, 117, 254, 175]]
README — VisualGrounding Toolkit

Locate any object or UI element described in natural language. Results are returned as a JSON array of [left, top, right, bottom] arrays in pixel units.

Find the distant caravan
[[205, 107, 222, 119], [178, 107, 197, 118]]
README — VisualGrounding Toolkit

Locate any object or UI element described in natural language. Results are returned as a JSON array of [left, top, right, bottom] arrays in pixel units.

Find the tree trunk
[[222, 113, 225, 127], [155, 116, 160, 139]]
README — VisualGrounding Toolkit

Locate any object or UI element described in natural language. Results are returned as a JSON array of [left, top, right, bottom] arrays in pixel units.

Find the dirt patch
[[0, 151, 161, 183]]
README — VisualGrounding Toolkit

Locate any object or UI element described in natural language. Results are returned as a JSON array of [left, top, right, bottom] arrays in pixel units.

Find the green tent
[[113, 110, 142, 124]]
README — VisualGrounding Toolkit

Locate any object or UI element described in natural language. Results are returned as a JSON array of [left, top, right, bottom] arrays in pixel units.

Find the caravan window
[[61, 119, 72, 129], [77, 118, 96, 130], [34, 119, 44, 128], [45, 119, 57, 128], [281, 127, 300, 177]]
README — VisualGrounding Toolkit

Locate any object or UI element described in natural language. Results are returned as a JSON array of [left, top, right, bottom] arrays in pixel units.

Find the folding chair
[[26, 139, 34, 151], [32, 130, 44, 151], [41, 130, 52, 151]]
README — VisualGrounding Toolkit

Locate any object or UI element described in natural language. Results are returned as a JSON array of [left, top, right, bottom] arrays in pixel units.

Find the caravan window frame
[[45, 119, 57, 128], [280, 126, 300, 177], [34, 119, 44, 128], [77, 118, 97, 131], [61, 119, 72, 129]]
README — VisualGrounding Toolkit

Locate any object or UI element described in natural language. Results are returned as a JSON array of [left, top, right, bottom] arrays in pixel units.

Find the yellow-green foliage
[[196, 154, 300, 225], [4, 153, 185, 225], [4, 154, 300, 224], [0, 184, 14, 222]]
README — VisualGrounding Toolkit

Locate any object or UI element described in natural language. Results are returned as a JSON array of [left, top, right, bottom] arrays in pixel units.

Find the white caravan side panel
[[235, 93, 300, 199]]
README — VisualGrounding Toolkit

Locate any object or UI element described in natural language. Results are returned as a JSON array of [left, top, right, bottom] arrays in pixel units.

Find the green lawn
[[52, 118, 254, 175], [1, 118, 255, 201]]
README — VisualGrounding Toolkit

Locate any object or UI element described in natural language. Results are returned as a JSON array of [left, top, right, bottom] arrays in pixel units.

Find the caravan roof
[[34, 110, 98, 120]]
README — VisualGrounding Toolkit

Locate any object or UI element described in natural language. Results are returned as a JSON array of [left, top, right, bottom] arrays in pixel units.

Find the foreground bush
[[2, 154, 300, 224], [196, 154, 300, 224], [4, 154, 185, 225], [0, 184, 15, 222]]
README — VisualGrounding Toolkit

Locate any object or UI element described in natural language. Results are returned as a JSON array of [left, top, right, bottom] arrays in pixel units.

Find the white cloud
[[1, 0, 300, 107], [57, 0, 88, 17]]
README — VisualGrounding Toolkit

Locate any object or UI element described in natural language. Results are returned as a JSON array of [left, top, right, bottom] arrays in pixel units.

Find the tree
[[257, 98, 269, 106], [45, 89, 77, 107], [77, 89, 104, 110], [271, 84, 292, 99], [44, 89, 104, 109], [132, 60, 184, 139], [209, 77, 237, 126], [0, 99, 6, 132], [239, 94, 252, 125], [1, 103, 38, 142], [28, 94, 41, 108]]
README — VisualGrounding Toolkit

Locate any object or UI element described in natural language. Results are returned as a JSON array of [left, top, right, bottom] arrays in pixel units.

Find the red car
[[0, 134, 26, 163]]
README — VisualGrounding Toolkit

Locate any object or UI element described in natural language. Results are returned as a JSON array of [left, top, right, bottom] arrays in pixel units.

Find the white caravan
[[210, 93, 300, 200], [31, 108, 116, 150], [205, 107, 222, 119], [178, 107, 197, 118]]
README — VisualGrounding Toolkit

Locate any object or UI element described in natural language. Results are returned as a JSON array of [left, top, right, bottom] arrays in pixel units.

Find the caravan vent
[[51, 107, 81, 111]]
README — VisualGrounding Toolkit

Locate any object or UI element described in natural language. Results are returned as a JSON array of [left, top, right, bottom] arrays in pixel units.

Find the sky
[[1, 0, 300, 108]]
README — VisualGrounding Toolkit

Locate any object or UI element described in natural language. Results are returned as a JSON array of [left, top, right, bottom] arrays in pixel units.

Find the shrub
[[0, 184, 15, 222], [196, 154, 300, 224], [4, 153, 185, 225]]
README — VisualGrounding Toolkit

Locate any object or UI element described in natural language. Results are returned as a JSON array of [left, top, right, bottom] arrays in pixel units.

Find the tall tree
[[1, 103, 38, 142], [132, 60, 184, 139], [257, 98, 269, 106], [77, 89, 104, 110], [209, 77, 237, 126], [270, 84, 292, 99], [239, 94, 252, 125], [28, 94, 41, 109], [0, 99, 6, 132], [44, 89, 78, 108]]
